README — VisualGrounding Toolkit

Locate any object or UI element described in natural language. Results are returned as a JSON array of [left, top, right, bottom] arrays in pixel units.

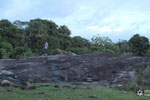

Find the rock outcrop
[[0, 52, 150, 87]]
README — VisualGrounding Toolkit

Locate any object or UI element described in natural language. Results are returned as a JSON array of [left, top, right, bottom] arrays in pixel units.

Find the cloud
[[1, 0, 34, 20], [1, 0, 150, 42], [86, 26, 113, 33]]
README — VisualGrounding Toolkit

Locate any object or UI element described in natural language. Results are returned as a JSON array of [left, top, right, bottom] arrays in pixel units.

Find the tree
[[12, 46, 33, 59], [129, 34, 149, 56], [58, 25, 72, 50], [25, 18, 60, 53], [0, 34, 2, 41], [0, 19, 23, 48], [91, 35, 113, 47], [13, 20, 28, 29], [69, 36, 91, 54], [91, 34, 116, 53], [0, 42, 13, 59], [116, 40, 132, 55], [0, 18, 76, 58], [58, 25, 71, 36], [71, 36, 91, 48]]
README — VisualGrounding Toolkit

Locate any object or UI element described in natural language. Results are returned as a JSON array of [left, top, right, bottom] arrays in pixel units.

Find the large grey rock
[[0, 70, 14, 76], [0, 52, 150, 87]]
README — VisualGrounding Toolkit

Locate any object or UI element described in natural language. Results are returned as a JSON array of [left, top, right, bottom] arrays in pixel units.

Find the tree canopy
[[129, 34, 149, 56], [0, 18, 150, 59]]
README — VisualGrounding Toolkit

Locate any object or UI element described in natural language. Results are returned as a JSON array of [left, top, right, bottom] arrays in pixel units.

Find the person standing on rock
[[44, 41, 48, 56]]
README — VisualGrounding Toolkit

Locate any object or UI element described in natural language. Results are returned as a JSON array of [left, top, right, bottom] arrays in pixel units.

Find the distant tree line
[[0, 18, 150, 59]]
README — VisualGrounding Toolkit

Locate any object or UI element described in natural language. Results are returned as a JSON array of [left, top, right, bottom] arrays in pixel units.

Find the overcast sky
[[0, 0, 150, 42]]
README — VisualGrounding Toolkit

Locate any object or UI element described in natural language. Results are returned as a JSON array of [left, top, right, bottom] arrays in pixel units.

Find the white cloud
[[1, 0, 43, 21], [86, 26, 112, 33], [1, 0, 150, 42]]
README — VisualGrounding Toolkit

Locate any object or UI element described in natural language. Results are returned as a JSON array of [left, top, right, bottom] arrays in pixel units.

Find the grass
[[0, 83, 150, 100]]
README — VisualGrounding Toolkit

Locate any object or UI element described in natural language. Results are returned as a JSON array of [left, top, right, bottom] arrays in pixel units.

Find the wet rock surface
[[0, 52, 150, 87]]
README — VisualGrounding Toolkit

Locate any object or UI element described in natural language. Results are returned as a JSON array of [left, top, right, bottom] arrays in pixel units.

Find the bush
[[102, 49, 115, 54], [129, 34, 149, 56], [0, 42, 13, 59], [145, 49, 150, 56], [90, 45, 103, 53], [23, 49, 34, 57], [12, 46, 34, 59], [134, 63, 150, 86], [69, 47, 91, 55], [49, 49, 60, 55], [120, 82, 138, 91]]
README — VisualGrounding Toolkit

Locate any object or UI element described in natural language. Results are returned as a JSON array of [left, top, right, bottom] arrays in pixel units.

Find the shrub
[[0, 42, 13, 59], [120, 82, 138, 91], [134, 62, 150, 87], [69, 47, 91, 55], [12, 46, 34, 59]]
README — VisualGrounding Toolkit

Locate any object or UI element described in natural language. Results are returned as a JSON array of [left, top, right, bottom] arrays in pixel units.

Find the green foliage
[[129, 34, 149, 56], [90, 45, 102, 53], [133, 63, 150, 86], [0, 19, 72, 58], [58, 25, 72, 50], [0, 83, 150, 100], [0, 42, 13, 59], [60, 38, 71, 50], [71, 36, 91, 48], [91, 35, 113, 48], [91, 34, 118, 54], [25, 19, 71, 54], [1, 18, 150, 59], [0, 34, 2, 41], [0, 19, 23, 47], [116, 40, 132, 55], [121, 82, 138, 91], [13, 20, 28, 29], [102, 49, 115, 54], [68, 36, 91, 54], [142, 67, 150, 86], [58, 25, 71, 36], [12, 46, 33, 59], [69, 47, 91, 54], [25, 19, 52, 52], [144, 49, 150, 56], [90, 45, 116, 54]]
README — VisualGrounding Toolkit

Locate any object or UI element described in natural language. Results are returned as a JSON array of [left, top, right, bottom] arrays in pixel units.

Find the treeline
[[0, 18, 150, 59]]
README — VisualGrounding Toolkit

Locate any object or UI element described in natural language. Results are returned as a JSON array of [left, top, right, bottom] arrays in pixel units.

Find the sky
[[0, 0, 150, 42]]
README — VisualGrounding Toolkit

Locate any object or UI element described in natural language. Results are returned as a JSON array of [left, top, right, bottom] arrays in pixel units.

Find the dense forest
[[0, 18, 150, 59]]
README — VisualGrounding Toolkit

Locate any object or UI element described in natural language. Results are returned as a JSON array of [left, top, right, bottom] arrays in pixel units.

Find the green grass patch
[[0, 83, 150, 100]]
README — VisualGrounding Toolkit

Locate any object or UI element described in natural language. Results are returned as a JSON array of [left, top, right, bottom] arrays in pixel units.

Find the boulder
[[0, 70, 14, 76], [1, 80, 11, 87], [57, 48, 67, 55], [0, 52, 150, 87]]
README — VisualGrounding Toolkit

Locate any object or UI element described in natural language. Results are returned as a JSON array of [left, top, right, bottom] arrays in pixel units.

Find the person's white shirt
[[44, 42, 48, 49]]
